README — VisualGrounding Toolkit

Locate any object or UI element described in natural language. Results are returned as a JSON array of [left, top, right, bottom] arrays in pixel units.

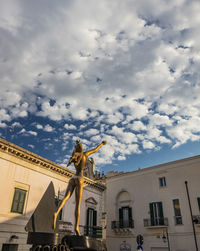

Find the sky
[[0, 0, 200, 174]]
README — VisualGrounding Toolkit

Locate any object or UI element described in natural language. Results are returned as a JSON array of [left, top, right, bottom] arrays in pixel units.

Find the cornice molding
[[0, 138, 105, 191]]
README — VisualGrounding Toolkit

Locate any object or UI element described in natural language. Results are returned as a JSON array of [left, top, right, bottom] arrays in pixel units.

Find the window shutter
[[149, 203, 154, 225], [128, 207, 132, 219], [87, 208, 90, 226], [128, 207, 132, 227], [158, 202, 163, 218], [93, 210, 97, 226], [119, 208, 123, 220], [197, 198, 200, 212], [119, 208, 123, 227]]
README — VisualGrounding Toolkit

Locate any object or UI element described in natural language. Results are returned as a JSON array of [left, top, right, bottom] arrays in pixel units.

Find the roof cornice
[[0, 138, 105, 191]]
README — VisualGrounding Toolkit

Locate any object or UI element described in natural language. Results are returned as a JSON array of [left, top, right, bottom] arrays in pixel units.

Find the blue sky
[[0, 0, 200, 174]]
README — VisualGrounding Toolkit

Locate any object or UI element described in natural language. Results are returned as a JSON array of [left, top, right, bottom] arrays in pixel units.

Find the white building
[[105, 155, 200, 251], [0, 138, 105, 251]]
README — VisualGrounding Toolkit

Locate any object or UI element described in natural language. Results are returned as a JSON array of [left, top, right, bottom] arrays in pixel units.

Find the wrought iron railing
[[84, 226, 102, 238], [144, 217, 168, 227], [111, 220, 134, 229]]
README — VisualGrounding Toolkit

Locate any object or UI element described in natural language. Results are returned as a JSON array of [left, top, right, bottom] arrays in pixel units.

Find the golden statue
[[53, 140, 107, 235]]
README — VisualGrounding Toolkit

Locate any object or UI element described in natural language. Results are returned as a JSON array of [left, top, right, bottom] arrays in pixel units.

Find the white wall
[[106, 156, 200, 251]]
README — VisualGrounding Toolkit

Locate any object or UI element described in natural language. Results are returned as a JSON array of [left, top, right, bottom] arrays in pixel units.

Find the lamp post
[[162, 229, 170, 251]]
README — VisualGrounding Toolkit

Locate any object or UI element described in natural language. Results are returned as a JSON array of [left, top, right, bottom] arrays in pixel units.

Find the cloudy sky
[[0, 0, 200, 173]]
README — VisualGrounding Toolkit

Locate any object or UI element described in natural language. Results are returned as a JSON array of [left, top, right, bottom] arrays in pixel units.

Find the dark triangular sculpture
[[25, 181, 58, 233]]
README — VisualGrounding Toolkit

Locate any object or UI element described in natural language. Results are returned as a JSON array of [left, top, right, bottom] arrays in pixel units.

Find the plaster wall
[[106, 156, 200, 251]]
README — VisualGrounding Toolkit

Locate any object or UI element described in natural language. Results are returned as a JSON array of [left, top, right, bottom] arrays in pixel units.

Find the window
[[173, 199, 182, 225], [149, 202, 164, 226], [197, 197, 200, 212], [11, 188, 27, 214], [119, 206, 133, 228], [87, 208, 97, 227], [2, 244, 18, 251], [159, 177, 166, 187], [86, 208, 97, 237]]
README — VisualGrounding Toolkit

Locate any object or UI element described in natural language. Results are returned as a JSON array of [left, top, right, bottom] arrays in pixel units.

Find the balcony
[[111, 220, 134, 229], [84, 226, 102, 238], [193, 215, 200, 225], [144, 218, 168, 228]]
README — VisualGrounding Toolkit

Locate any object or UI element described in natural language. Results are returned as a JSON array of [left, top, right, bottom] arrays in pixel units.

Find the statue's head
[[75, 140, 83, 152]]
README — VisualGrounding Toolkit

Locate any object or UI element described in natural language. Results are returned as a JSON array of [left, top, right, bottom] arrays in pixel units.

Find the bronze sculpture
[[53, 140, 107, 235]]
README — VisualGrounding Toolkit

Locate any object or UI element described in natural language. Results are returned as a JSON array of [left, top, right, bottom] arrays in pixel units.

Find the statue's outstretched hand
[[102, 140, 107, 145]]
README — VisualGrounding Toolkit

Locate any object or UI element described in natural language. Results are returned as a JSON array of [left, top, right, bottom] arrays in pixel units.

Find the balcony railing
[[144, 217, 168, 227], [193, 215, 200, 224], [174, 216, 183, 225], [111, 220, 134, 229], [84, 226, 102, 238]]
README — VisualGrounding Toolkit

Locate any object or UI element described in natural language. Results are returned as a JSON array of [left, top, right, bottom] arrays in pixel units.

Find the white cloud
[[0, 109, 11, 122], [128, 121, 147, 131], [0, 122, 7, 128], [28, 144, 35, 149], [64, 124, 77, 130], [12, 122, 22, 127], [19, 129, 37, 136], [109, 125, 138, 144], [118, 155, 126, 161], [142, 140, 155, 149], [84, 128, 99, 136], [44, 124, 54, 132], [0, 0, 200, 165], [35, 123, 43, 129]]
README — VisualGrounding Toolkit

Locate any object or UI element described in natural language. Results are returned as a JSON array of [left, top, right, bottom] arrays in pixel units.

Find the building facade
[[105, 156, 200, 251], [0, 138, 105, 251]]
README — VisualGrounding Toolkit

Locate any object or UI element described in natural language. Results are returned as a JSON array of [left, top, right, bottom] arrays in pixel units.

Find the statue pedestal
[[27, 233, 106, 251], [61, 235, 106, 251]]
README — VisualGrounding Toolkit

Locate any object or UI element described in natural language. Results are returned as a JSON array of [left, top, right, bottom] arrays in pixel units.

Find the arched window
[[116, 191, 133, 228]]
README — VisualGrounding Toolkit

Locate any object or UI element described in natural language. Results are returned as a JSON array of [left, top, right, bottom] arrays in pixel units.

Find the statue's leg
[[53, 181, 75, 230], [74, 179, 84, 235]]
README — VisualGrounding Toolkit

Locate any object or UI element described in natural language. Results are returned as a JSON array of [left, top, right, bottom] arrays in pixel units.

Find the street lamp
[[162, 229, 170, 251]]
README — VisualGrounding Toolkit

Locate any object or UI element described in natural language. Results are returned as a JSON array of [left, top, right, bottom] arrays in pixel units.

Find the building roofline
[[0, 138, 105, 191], [106, 154, 200, 180]]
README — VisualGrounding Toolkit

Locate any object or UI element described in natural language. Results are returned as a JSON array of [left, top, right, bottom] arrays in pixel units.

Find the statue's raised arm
[[85, 141, 107, 158]]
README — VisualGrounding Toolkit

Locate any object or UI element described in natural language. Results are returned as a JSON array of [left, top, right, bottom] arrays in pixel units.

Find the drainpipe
[[185, 181, 198, 251]]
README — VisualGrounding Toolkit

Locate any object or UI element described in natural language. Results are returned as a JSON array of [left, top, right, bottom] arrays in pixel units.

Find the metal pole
[[185, 181, 198, 251], [166, 228, 171, 251]]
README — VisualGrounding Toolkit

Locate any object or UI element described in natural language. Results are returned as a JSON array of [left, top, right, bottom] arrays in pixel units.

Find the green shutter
[[119, 208, 123, 227], [11, 188, 26, 214], [93, 210, 97, 226], [86, 208, 90, 226], [149, 203, 154, 225], [128, 207, 133, 227], [158, 202, 163, 218], [197, 198, 200, 212]]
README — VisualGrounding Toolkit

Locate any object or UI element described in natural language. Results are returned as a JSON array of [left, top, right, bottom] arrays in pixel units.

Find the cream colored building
[[0, 138, 105, 251], [105, 155, 200, 251]]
